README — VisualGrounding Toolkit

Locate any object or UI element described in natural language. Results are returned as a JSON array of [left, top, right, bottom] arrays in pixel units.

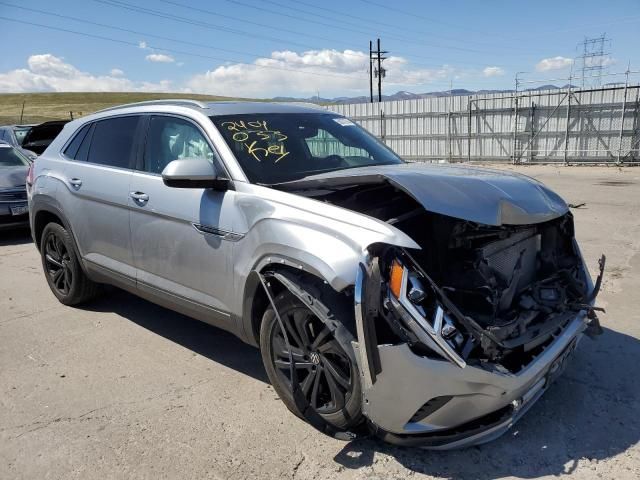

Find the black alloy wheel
[[44, 230, 73, 296], [260, 291, 362, 429], [271, 308, 353, 414]]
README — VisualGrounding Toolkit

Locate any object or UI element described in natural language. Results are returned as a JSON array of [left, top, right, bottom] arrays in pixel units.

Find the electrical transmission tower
[[579, 34, 611, 88], [369, 38, 388, 103]]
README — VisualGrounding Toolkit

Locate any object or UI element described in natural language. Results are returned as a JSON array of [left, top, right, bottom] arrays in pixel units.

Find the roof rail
[[283, 102, 325, 110], [95, 99, 209, 113]]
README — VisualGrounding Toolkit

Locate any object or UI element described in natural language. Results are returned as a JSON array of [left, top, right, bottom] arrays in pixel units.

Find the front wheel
[[260, 291, 362, 430]]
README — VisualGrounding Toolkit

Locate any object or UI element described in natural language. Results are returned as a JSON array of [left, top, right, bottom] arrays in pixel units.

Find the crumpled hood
[[0, 166, 28, 189], [278, 163, 569, 226]]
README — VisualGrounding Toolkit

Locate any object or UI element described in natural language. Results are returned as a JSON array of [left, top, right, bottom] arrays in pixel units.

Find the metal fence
[[327, 84, 640, 165]]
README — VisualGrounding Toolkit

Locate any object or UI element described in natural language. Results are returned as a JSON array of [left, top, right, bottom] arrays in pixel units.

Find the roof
[[96, 99, 329, 116]]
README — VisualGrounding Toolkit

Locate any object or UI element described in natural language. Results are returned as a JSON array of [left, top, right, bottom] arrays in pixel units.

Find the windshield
[[0, 147, 29, 167], [210, 113, 402, 184]]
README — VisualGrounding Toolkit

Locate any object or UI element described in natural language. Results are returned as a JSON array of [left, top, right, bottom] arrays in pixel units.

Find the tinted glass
[[210, 113, 402, 184], [87, 116, 140, 168], [0, 147, 29, 167], [144, 116, 215, 174], [63, 124, 91, 159], [76, 124, 94, 162]]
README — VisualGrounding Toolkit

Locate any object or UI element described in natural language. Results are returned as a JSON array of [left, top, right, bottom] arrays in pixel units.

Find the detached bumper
[[354, 264, 589, 449]]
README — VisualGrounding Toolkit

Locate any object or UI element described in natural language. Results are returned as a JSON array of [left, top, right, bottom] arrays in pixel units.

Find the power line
[[156, 0, 349, 47], [0, 0, 514, 81], [0, 0, 363, 74], [291, 0, 523, 50], [219, 0, 505, 54], [96, 0, 516, 70], [355, 0, 509, 39], [0, 16, 362, 80], [93, 0, 321, 51]]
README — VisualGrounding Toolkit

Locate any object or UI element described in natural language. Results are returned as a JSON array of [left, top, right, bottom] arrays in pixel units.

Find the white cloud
[[482, 66, 504, 77], [186, 49, 454, 97], [138, 41, 148, 50], [536, 56, 574, 72], [0, 50, 461, 98], [0, 54, 172, 93], [146, 53, 175, 63]]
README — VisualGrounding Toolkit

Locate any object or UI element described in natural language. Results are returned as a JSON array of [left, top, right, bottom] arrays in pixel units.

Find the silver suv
[[28, 100, 603, 448]]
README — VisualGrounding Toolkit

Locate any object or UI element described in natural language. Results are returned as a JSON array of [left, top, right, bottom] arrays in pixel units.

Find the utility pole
[[369, 38, 388, 103], [369, 41, 373, 103]]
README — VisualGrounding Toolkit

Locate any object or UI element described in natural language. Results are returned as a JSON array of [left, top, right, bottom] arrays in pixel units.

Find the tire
[[40, 222, 100, 306], [260, 290, 362, 430]]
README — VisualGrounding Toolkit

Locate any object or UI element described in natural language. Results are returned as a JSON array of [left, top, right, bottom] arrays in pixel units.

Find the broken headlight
[[386, 257, 468, 368]]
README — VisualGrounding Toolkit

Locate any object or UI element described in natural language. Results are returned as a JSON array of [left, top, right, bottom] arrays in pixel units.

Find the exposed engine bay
[[282, 181, 604, 372]]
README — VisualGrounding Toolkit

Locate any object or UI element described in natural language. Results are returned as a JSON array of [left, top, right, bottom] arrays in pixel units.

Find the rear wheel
[[40, 223, 100, 305], [260, 291, 362, 430]]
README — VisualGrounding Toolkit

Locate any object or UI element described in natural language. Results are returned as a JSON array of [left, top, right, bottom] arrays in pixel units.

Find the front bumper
[[354, 264, 589, 449]]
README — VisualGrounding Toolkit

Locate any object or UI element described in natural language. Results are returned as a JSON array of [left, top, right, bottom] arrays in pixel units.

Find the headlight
[[386, 257, 467, 368]]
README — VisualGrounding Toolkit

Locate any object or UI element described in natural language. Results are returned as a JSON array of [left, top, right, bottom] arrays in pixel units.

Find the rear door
[[58, 115, 143, 285], [129, 114, 237, 327]]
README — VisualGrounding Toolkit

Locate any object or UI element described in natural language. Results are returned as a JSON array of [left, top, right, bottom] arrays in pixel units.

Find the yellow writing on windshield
[[220, 120, 289, 163]]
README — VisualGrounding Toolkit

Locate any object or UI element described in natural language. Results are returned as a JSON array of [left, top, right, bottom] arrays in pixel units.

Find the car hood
[[0, 166, 28, 189], [276, 163, 569, 226]]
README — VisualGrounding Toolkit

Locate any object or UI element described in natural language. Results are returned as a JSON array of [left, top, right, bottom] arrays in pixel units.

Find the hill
[[0, 92, 258, 125]]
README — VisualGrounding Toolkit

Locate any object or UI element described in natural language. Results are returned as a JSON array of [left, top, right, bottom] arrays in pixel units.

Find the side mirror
[[161, 157, 229, 190]]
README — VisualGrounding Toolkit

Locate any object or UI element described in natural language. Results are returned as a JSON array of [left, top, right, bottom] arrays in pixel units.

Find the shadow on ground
[[83, 289, 268, 384], [82, 289, 638, 478], [333, 326, 640, 478], [0, 228, 32, 246]]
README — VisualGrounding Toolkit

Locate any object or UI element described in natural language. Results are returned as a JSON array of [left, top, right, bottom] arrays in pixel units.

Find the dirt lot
[[1, 165, 639, 480]]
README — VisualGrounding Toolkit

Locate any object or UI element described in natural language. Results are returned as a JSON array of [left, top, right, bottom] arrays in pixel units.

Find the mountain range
[[272, 84, 579, 105]]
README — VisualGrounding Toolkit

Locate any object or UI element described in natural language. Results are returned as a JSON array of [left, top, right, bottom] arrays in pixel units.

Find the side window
[[144, 116, 215, 174], [86, 116, 141, 168], [63, 124, 91, 159]]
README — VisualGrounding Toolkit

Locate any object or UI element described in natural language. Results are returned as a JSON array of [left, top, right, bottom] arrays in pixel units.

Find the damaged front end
[[274, 164, 604, 447], [353, 213, 604, 448]]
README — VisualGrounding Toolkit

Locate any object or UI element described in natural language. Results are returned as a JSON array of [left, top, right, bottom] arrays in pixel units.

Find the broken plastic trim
[[258, 271, 358, 441], [400, 249, 504, 348]]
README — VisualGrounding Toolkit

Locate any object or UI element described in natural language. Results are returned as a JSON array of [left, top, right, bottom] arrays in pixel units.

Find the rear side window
[[87, 116, 141, 168], [63, 124, 91, 159]]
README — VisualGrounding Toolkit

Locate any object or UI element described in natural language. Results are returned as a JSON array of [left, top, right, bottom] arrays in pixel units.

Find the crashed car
[[29, 100, 603, 448]]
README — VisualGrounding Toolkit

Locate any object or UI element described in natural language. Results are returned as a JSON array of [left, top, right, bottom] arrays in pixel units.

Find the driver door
[[129, 114, 237, 327]]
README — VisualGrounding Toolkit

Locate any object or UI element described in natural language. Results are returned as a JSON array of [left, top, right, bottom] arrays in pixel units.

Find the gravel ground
[[1, 165, 639, 480]]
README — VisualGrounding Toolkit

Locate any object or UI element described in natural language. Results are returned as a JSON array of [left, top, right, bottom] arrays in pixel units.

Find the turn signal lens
[[389, 260, 404, 298]]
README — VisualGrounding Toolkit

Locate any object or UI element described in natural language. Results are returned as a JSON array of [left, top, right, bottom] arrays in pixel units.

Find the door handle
[[69, 178, 82, 188], [130, 191, 149, 204]]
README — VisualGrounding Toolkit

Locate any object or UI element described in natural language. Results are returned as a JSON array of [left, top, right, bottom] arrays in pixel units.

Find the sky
[[0, 0, 638, 98]]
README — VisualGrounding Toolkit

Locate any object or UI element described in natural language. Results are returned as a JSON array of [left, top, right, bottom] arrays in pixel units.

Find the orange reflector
[[389, 260, 404, 298]]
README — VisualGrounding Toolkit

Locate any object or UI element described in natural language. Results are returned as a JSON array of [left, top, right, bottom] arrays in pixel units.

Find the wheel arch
[[30, 198, 92, 279], [31, 199, 71, 251], [242, 259, 356, 347]]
